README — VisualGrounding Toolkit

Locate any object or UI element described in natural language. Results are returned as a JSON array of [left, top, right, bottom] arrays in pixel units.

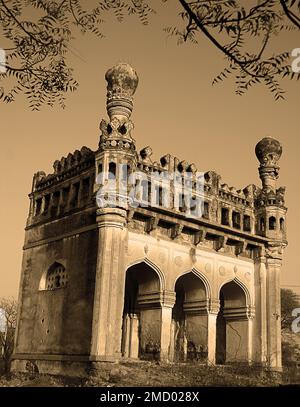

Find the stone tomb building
[[12, 63, 287, 375]]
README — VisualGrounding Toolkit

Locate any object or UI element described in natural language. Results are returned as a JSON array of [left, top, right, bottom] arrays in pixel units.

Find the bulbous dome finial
[[105, 62, 139, 121], [255, 137, 283, 191], [105, 62, 139, 98], [255, 137, 282, 166]]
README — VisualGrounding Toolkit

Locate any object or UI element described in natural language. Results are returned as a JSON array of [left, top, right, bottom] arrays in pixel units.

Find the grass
[[0, 361, 299, 387]]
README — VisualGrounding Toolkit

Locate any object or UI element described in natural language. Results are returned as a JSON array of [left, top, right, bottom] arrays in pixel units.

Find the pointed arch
[[218, 277, 251, 307], [173, 267, 211, 299], [122, 258, 165, 360], [125, 258, 166, 291]]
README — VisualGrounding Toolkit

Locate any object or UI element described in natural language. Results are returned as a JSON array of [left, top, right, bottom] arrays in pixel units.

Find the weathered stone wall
[[14, 228, 98, 356]]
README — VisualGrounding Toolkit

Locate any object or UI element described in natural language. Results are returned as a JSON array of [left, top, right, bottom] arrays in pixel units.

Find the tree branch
[[178, 0, 264, 77], [280, 0, 300, 29], [0, 0, 52, 45]]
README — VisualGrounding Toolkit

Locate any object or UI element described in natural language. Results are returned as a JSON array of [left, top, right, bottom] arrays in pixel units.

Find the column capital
[[137, 290, 176, 309], [208, 298, 220, 315], [96, 207, 127, 228], [265, 242, 286, 262], [161, 290, 176, 308]]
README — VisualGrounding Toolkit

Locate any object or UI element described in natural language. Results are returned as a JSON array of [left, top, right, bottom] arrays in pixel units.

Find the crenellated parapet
[[26, 146, 95, 227], [34, 146, 94, 192]]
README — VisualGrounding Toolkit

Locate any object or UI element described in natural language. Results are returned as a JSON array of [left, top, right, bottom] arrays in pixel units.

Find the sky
[[0, 1, 300, 298]]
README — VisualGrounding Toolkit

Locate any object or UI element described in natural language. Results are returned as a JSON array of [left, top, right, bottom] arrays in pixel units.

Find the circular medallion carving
[[174, 256, 183, 267], [205, 263, 212, 273], [245, 272, 251, 281], [219, 266, 226, 276]]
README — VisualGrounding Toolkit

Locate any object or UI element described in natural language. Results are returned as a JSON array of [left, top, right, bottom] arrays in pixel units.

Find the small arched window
[[243, 215, 251, 232], [46, 263, 68, 290], [221, 207, 229, 226], [280, 217, 285, 232], [108, 162, 116, 180], [232, 211, 241, 229], [203, 201, 209, 219], [269, 216, 277, 230]]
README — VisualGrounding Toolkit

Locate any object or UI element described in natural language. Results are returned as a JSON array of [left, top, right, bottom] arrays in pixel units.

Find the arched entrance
[[121, 261, 162, 360], [171, 272, 208, 362], [216, 280, 252, 364]]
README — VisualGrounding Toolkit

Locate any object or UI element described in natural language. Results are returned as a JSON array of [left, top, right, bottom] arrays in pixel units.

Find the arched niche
[[121, 261, 163, 361], [171, 271, 209, 362], [216, 279, 252, 365], [39, 261, 68, 291]]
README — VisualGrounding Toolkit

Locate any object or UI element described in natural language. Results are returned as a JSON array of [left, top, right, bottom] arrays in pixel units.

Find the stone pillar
[[121, 314, 130, 358], [265, 246, 283, 370], [122, 314, 139, 359], [169, 320, 176, 362], [90, 207, 127, 361], [160, 305, 174, 362], [254, 254, 267, 365], [160, 290, 176, 362], [207, 299, 220, 365], [129, 314, 139, 358]]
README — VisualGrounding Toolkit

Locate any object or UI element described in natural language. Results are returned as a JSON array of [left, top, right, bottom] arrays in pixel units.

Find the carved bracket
[[170, 224, 184, 240], [127, 209, 135, 224], [236, 240, 247, 256], [265, 243, 285, 260], [194, 229, 206, 246], [216, 235, 227, 251], [145, 216, 159, 233]]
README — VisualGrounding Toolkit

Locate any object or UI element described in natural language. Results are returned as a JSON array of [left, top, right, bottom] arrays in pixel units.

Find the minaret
[[95, 62, 139, 209], [255, 137, 287, 370], [91, 63, 139, 362], [255, 136, 282, 193], [255, 137, 286, 241]]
